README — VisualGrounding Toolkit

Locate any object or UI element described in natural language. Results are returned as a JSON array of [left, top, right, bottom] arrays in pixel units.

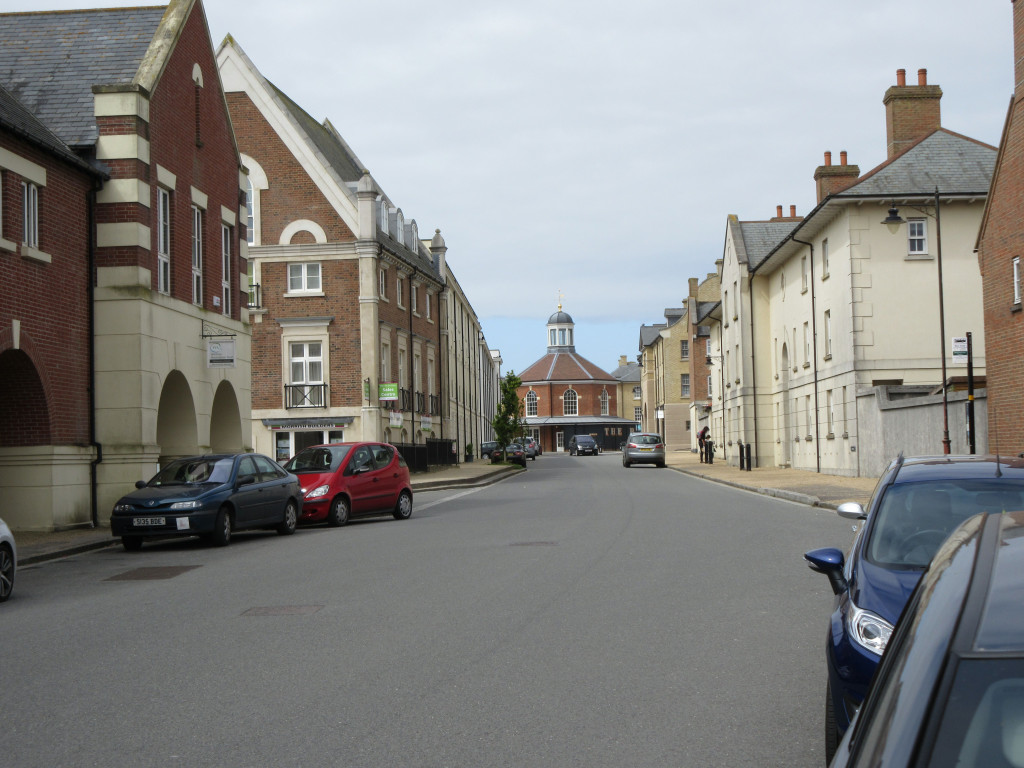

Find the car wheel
[[0, 543, 14, 602], [328, 495, 350, 527], [277, 500, 298, 535], [623, 458, 631, 467], [121, 536, 144, 552], [656, 461, 666, 468], [393, 490, 413, 520], [210, 506, 232, 547], [825, 682, 839, 765]]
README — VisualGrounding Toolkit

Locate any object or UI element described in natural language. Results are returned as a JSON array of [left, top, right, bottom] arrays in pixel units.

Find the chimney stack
[[884, 67, 942, 159], [814, 150, 860, 203], [771, 205, 802, 222]]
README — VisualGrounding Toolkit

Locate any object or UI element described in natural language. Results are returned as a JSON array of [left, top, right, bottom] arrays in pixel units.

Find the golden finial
[[557, 289, 564, 311]]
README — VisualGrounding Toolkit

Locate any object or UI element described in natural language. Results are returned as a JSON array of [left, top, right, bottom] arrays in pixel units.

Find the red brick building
[[0, 0, 250, 530], [218, 38, 449, 464], [977, 0, 1024, 456], [519, 308, 635, 452]]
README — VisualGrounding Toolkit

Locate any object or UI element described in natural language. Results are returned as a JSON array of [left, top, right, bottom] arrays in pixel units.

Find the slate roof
[[639, 324, 664, 348], [0, 7, 167, 148], [609, 361, 640, 383], [844, 129, 995, 196], [269, 81, 364, 184], [736, 220, 800, 270], [519, 351, 615, 383], [0, 84, 103, 175]]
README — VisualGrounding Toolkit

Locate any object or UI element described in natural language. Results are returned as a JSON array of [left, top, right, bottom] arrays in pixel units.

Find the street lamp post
[[883, 188, 951, 454]]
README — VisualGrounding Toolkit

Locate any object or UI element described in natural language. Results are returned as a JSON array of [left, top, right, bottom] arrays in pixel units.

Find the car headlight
[[170, 500, 202, 510], [305, 484, 330, 500], [113, 503, 133, 513], [849, 604, 893, 655]]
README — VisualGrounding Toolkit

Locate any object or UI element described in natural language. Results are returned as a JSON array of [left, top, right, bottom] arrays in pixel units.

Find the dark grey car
[[622, 433, 665, 467]]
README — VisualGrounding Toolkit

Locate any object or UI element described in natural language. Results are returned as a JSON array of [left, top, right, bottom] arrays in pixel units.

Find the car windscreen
[[284, 445, 352, 473], [631, 435, 660, 445], [866, 479, 1024, 568], [578, 437, 595, 445], [150, 457, 234, 486]]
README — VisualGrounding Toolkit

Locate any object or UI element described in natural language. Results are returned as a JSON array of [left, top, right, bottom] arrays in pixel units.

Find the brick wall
[[978, 6, 1024, 454], [0, 132, 94, 446], [95, 2, 243, 317]]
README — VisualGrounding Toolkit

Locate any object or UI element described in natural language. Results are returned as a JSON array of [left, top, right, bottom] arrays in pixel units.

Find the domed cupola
[[546, 302, 575, 352]]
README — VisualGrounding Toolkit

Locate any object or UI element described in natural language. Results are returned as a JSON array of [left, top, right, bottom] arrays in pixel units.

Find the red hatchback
[[283, 442, 413, 526]]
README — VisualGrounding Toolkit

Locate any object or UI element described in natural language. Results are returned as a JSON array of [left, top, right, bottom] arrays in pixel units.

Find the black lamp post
[[883, 188, 951, 454]]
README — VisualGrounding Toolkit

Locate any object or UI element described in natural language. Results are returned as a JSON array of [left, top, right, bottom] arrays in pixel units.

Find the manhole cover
[[106, 565, 201, 581], [241, 605, 323, 616]]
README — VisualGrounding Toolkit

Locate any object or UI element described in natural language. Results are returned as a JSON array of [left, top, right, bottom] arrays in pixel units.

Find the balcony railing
[[285, 383, 328, 409], [247, 282, 262, 309], [399, 388, 413, 412], [429, 394, 440, 415]]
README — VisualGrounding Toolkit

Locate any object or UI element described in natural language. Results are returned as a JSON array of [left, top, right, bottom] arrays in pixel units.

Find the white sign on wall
[[207, 339, 235, 368], [951, 336, 968, 366]]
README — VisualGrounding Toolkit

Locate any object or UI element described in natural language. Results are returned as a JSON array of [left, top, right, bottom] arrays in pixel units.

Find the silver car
[[0, 517, 16, 602], [520, 437, 538, 460], [622, 433, 666, 468]]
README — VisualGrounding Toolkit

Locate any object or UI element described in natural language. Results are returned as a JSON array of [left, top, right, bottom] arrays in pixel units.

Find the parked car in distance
[[568, 435, 598, 456], [804, 454, 1024, 763], [283, 442, 412, 526], [520, 437, 538, 460], [0, 517, 16, 603], [829, 509, 1024, 768], [622, 432, 666, 467], [481, 441, 499, 459], [502, 443, 528, 467], [111, 454, 302, 550]]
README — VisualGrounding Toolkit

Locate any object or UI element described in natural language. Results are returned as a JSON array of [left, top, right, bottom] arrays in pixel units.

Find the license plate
[[640, 447, 653, 452], [133, 517, 165, 527]]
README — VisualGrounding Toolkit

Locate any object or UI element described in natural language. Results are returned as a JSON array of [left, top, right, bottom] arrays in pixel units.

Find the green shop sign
[[378, 382, 399, 401]]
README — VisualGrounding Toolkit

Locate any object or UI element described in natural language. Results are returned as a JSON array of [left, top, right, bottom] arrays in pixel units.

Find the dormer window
[[395, 210, 405, 247], [378, 198, 389, 236]]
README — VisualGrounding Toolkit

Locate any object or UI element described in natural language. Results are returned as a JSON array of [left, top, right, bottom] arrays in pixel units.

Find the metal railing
[[247, 282, 262, 309], [285, 383, 328, 408]]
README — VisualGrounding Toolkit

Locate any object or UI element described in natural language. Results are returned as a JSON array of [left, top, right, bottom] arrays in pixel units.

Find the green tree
[[492, 371, 524, 454]]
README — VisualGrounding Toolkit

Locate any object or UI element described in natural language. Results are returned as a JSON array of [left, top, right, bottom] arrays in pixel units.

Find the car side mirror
[[804, 547, 848, 596], [837, 502, 868, 521], [135, 480, 147, 489]]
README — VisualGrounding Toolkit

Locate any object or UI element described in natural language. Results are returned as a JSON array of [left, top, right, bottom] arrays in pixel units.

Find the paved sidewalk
[[12, 452, 876, 565], [664, 448, 879, 509]]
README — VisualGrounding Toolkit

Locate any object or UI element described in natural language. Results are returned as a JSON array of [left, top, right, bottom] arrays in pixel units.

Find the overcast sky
[[4, 0, 1014, 375]]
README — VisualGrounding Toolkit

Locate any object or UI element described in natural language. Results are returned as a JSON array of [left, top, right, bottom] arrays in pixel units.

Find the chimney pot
[[897, 68, 906, 87], [789, 205, 796, 217], [918, 68, 927, 86], [840, 150, 848, 165], [824, 150, 832, 166], [776, 205, 783, 218]]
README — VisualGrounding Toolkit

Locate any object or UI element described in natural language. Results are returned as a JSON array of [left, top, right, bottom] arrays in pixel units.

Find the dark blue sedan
[[110, 454, 302, 551], [804, 454, 1024, 763], [830, 508, 1024, 767]]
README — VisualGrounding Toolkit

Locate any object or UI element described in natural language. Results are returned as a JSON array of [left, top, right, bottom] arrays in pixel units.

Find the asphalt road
[[0, 453, 853, 767]]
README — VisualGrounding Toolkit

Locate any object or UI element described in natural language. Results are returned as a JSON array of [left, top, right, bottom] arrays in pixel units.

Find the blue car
[[804, 454, 1024, 763], [830, 509, 1024, 767], [111, 454, 302, 551]]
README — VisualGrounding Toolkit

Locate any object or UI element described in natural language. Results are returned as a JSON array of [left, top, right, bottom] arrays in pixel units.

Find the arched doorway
[[0, 349, 50, 447], [157, 371, 198, 463], [210, 381, 243, 453]]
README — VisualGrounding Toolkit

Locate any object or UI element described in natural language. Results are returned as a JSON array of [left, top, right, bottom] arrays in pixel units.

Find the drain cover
[[241, 605, 323, 616], [106, 565, 201, 581]]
